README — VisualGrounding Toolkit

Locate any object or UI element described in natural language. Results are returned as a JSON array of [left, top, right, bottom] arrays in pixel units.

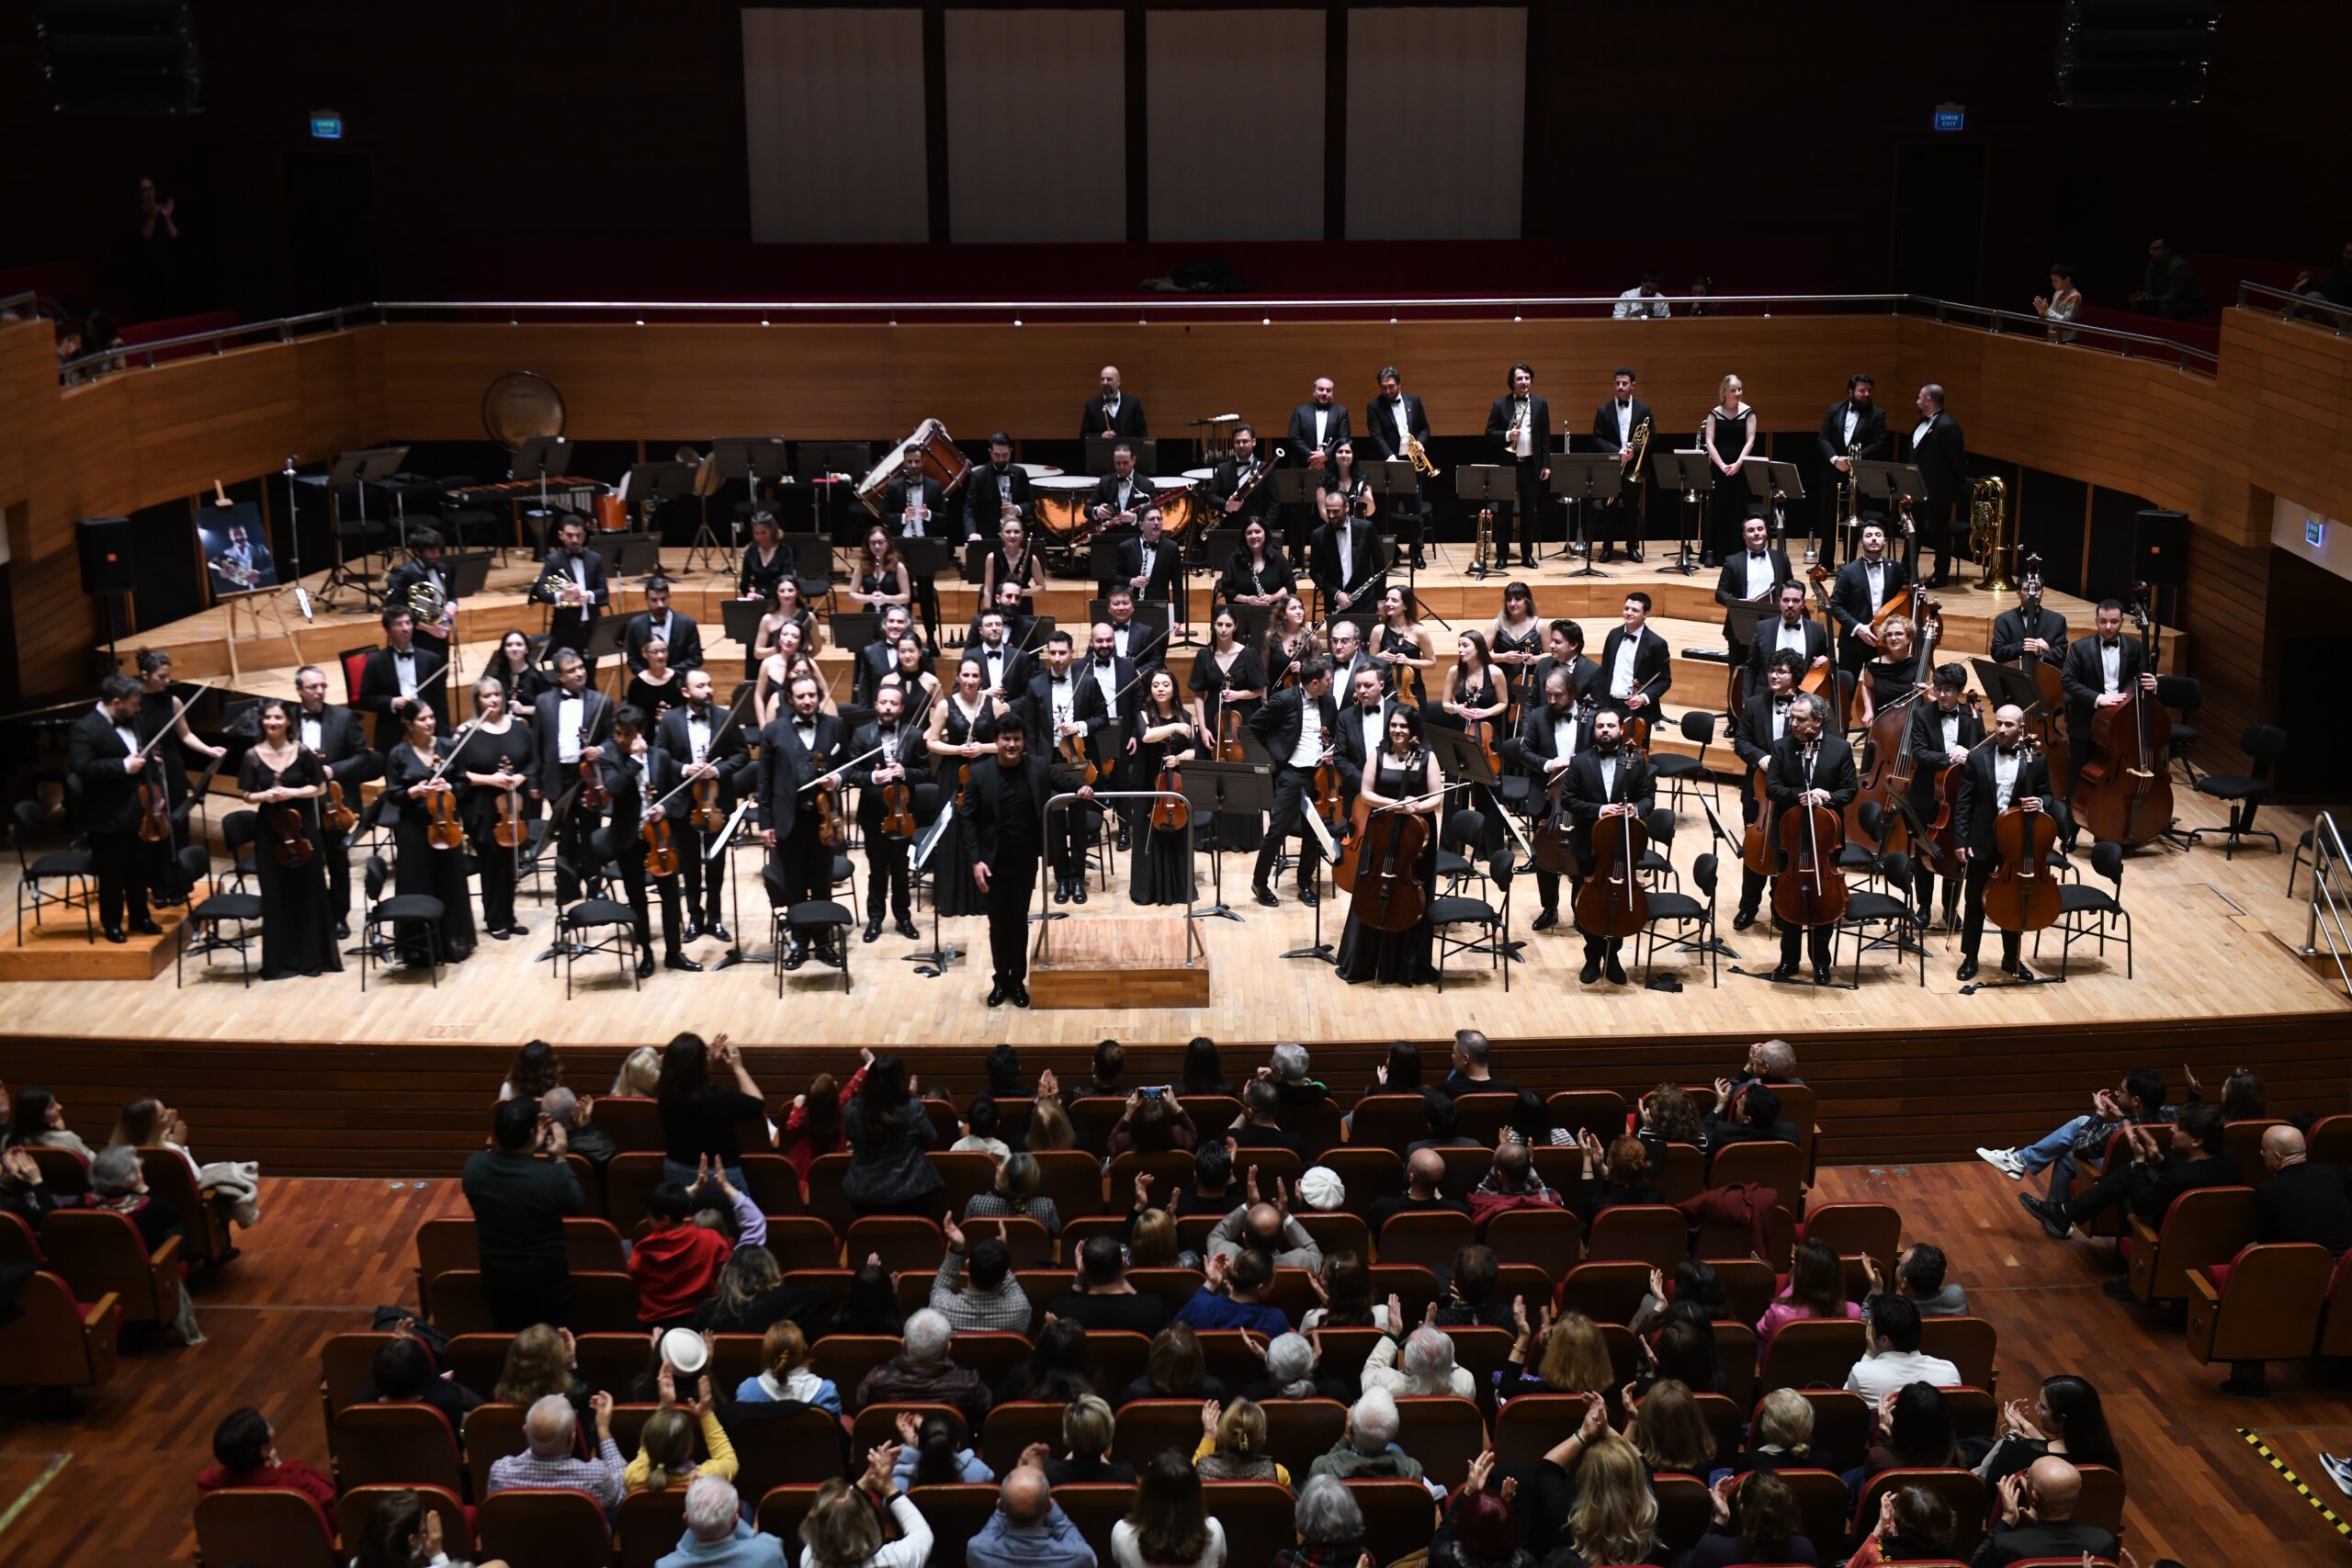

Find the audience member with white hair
[[486, 1391, 626, 1516], [538, 1085, 619, 1173], [1278, 1475, 1374, 1568], [654, 1474, 785, 1567], [88, 1144, 203, 1343], [1360, 1323, 1476, 1398], [1261, 1042, 1329, 1113], [852, 1305, 990, 1425], [1306, 1388, 1438, 1495]]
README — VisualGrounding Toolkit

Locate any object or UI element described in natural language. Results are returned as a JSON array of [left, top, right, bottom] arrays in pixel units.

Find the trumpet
[[1406, 435, 1440, 478], [1506, 403, 1530, 455]]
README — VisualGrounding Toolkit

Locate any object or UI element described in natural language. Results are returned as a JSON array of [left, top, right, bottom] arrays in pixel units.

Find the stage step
[[0, 905, 189, 982]]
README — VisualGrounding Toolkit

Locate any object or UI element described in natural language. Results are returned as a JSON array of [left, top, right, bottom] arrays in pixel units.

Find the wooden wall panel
[[2181, 532, 2275, 771]]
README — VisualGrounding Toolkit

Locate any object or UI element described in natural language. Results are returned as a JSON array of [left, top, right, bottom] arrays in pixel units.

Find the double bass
[[1854, 594, 1940, 851], [2070, 587, 2175, 848], [1983, 736, 2062, 934]]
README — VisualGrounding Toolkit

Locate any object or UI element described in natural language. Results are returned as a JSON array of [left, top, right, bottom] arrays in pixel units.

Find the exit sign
[[2308, 515, 2326, 548], [1933, 104, 1966, 131], [310, 110, 343, 140]]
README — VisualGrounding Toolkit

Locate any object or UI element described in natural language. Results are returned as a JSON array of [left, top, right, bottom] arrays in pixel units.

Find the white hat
[[661, 1326, 709, 1375], [1296, 1166, 1346, 1212]]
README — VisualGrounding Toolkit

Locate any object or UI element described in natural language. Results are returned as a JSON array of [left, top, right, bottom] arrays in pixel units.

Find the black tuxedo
[[1337, 696, 1409, 796], [1903, 410, 1967, 577], [1904, 700, 1986, 812], [653, 700, 752, 927], [1828, 554, 1914, 671], [295, 701, 379, 920], [69, 706, 153, 931], [1990, 604, 2069, 666], [1528, 654, 1602, 709], [851, 639, 902, 712], [1022, 669, 1101, 876], [1485, 392, 1553, 562], [1250, 684, 1341, 892], [1362, 393, 1430, 462], [959, 751, 1086, 984], [598, 744, 684, 961], [1071, 655, 1142, 772], [1510, 699, 1593, 915], [532, 685, 615, 907], [1729, 692, 1801, 918], [1309, 518, 1385, 612], [1594, 626, 1672, 716], [531, 547, 608, 656], [383, 558, 456, 652], [356, 644, 450, 742], [1081, 393, 1148, 441], [1117, 534, 1182, 605], [1744, 615, 1831, 703], [1087, 471, 1151, 526], [965, 637, 1033, 702], [964, 462, 1035, 537], [1102, 616, 1166, 672], [1815, 399, 1891, 545], [756, 709, 848, 950], [848, 717, 932, 926], [1713, 547, 1794, 662], [1587, 396, 1655, 554], [883, 475, 950, 539], [1564, 745, 1656, 958], [2059, 635, 2152, 765], [1285, 400, 1351, 463], [1209, 455, 1278, 531], [1765, 733, 1859, 972], [624, 610, 703, 674]]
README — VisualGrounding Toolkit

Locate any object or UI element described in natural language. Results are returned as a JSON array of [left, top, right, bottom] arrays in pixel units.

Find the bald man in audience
[[1369, 1148, 1471, 1237], [1971, 1456, 2115, 1568], [2256, 1125, 2352, 1254], [967, 1463, 1095, 1568]]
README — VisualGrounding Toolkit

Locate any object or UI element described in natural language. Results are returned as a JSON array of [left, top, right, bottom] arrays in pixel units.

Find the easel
[[1649, 450, 1714, 579], [218, 584, 308, 685], [1548, 456, 1621, 579]]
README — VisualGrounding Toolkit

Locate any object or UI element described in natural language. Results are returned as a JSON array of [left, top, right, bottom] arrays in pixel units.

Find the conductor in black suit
[[1744, 581, 1832, 706], [1082, 365, 1148, 441], [294, 662, 381, 937], [1815, 373, 1891, 555], [1249, 659, 1340, 909], [382, 526, 458, 659], [68, 675, 159, 942], [1713, 514, 1792, 677], [624, 576, 704, 674], [755, 668, 850, 971], [1594, 592, 1671, 722], [961, 724, 1092, 1009], [1484, 363, 1551, 569], [531, 513, 608, 660], [1951, 703, 2052, 983], [1117, 504, 1182, 606], [847, 680, 932, 943], [1764, 693, 1858, 983], [965, 433, 1035, 540], [1827, 522, 1914, 674], [1564, 708, 1655, 986], [652, 667, 751, 943], [1505, 665, 1591, 931], [356, 604, 449, 744], [1905, 383, 1968, 585], [530, 649, 614, 913], [2059, 599, 2157, 813], [1589, 368, 1656, 560], [1363, 369, 1433, 568]]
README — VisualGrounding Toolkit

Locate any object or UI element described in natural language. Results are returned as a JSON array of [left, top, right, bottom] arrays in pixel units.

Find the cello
[[1343, 800, 1431, 932], [2007, 555, 2073, 792], [1983, 735, 2062, 934], [2070, 587, 2175, 848], [1770, 743, 1849, 934], [1571, 778, 1649, 943], [1854, 594, 1939, 851], [1915, 693, 1985, 883]]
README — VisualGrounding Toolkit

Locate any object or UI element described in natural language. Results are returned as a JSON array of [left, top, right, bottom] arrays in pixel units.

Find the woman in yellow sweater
[[624, 1363, 740, 1494], [1191, 1397, 1288, 1484]]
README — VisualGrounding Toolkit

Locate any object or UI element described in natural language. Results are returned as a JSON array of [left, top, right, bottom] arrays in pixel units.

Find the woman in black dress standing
[[1702, 372, 1758, 568], [380, 705, 477, 966], [1335, 704, 1442, 987], [1440, 629, 1511, 854], [847, 526, 912, 616], [624, 636, 682, 727], [1372, 585, 1435, 707], [1261, 592, 1314, 691], [1217, 518, 1294, 610], [981, 516, 1046, 614], [485, 628, 546, 717], [1854, 615, 1922, 728], [238, 698, 340, 978], [1127, 670, 1198, 906], [454, 676, 532, 942], [1319, 439, 1376, 525], [1487, 582, 1544, 719], [1187, 608, 1267, 853], [924, 658, 1005, 919]]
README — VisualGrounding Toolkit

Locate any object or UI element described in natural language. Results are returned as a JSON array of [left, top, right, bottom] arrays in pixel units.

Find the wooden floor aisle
[[3, 1163, 2346, 1566]]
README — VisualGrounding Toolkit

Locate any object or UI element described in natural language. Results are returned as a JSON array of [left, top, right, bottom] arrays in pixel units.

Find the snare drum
[[1033, 475, 1099, 543], [594, 492, 628, 533], [1148, 477, 1209, 539]]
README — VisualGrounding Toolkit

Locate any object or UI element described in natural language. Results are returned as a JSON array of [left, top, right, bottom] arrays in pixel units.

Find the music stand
[[583, 614, 628, 691], [1723, 596, 1776, 689], [1453, 465, 1514, 581], [320, 446, 411, 607], [1549, 456, 1622, 578], [899, 536, 958, 614], [1971, 659, 2049, 722], [1854, 460, 1928, 567], [1741, 458, 1807, 558], [908, 799, 962, 975], [626, 457, 702, 558], [1272, 468, 1318, 557], [1185, 759, 1272, 923], [1648, 451, 1715, 578], [708, 796, 762, 970], [609, 533, 662, 578], [1084, 437, 1156, 473], [1227, 603, 1272, 649], [832, 612, 883, 661], [1281, 785, 1343, 965], [510, 437, 571, 518], [720, 597, 766, 655]]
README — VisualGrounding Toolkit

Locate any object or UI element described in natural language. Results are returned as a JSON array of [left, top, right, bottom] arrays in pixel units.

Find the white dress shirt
[[2099, 639, 2121, 693], [1842, 408, 1860, 445], [1863, 559, 1888, 613], [1610, 633, 1642, 699], [391, 649, 419, 698], [1993, 746, 2023, 810], [1313, 407, 1329, 446], [1392, 399, 1412, 446], [557, 694, 586, 762], [1612, 286, 1669, 320], [1743, 549, 1774, 599], [1511, 397, 1534, 457], [300, 713, 325, 755], [1359, 705, 1385, 765], [1288, 700, 1324, 769], [1613, 399, 1634, 446]]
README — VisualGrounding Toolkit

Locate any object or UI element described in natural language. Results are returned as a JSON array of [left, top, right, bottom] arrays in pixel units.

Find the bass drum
[[1149, 478, 1209, 539], [1033, 475, 1099, 544]]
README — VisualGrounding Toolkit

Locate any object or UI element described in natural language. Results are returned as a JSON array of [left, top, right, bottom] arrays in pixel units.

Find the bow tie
[[1617, 400, 1630, 409], [1094, 655, 1112, 666], [1749, 551, 1766, 560]]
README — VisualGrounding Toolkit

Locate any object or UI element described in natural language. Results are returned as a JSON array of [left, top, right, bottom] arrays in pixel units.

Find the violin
[[1770, 796, 1849, 930], [1217, 696, 1247, 762], [576, 715, 610, 811], [493, 754, 528, 849], [880, 773, 917, 840], [268, 803, 314, 868], [1572, 791, 1649, 942], [689, 771, 725, 834], [137, 769, 172, 843], [322, 776, 359, 834], [813, 780, 846, 849], [1740, 763, 1776, 878], [1983, 737, 2061, 933], [1057, 729, 1100, 785], [424, 783, 465, 851], [1150, 752, 1189, 833], [641, 811, 681, 878], [2072, 586, 2175, 848]]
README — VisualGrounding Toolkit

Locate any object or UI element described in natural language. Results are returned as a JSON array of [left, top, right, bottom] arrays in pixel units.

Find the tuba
[[1970, 475, 2013, 592]]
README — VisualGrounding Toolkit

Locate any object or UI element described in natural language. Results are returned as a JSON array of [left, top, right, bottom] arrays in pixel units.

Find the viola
[[1770, 798, 1849, 930], [576, 716, 611, 811], [814, 780, 846, 849], [1313, 751, 1347, 831], [493, 754, 528, 849], [1572, 797, 1650, 941], [1218, 697, 1248, 763], [1740, 764, 1776, 878], [880, 774, 917, 840], [2072, 588, 2175, 848], [1150, 744, 1189, 833], [1346, 803, 1430, 933], [1984, 739, 2062, 933], [689, 772, 725, 834], [641, 811, 681, 877], [424, 784, 465, 852], [268, 803, 314, 868], [137, 772, 172, 843], [322, 776, 359, 834]]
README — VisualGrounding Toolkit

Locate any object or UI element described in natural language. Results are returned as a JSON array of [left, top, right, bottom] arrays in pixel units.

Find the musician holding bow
[[1953, 704, 2051, 982], [653, 668, 750, 948], [1904, 664, 1985, 924], [529, 649, 613, 919], [602, 704, 689, 979], [755, 671, 849, 973], [1250, 657, 1340, 911], [848, 680, 933, 944], [293, 662, 379, 940], [1765, 693, 1857, 984], [1505, 666, 1590, 934], [2059, 598, 2158, 829], [1566, 708, 1656, 987], [69, 676, 160, 942], [1744, 581, 1831, 707], [1828, 521, 1913, 675]]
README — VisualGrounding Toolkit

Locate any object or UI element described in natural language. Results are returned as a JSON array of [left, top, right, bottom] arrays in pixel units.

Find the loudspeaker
[[76, 516, 136, 596], [36, 0, 203, 115], [2055, 0, 2217, 108], [2133, 508, 2189, 589]]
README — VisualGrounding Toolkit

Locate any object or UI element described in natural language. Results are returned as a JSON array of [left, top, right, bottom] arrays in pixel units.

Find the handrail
[[2235, 276, 2350, 335], [0, 289, 37, 315], [2301, 811, 2352, 997], [1036, 789, 1204, 971], [49, 288, 2233, 380]]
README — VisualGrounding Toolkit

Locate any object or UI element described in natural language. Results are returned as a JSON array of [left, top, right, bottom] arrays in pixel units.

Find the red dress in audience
[[777, 1066, 866, 1185], [195, 1458, 337, 1537]]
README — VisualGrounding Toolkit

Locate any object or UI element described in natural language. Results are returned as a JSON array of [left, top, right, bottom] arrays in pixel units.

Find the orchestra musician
[[966, 610, 1029, 702], [1126, 670, 1199, 907], [1088, 444, 1150, 533], [1815, 374, 1891, 557], [625, 635, 684, 725], [1286, 377, 1351, 470], [1589, 368, 1656, 562], [1310, 489, 1387, 622], [847, 680, 932, 943], [1326, 618, 1384, 700], [853, 606, 917, 711], [624, 575, 704, 674], [1990, 569, 2069, 668], [846, 528, 913, 621], [380, 704, 477, 966], [356, 604, 450, 744], [654, 667, 750, 945], [1528, 619, 1601, 709], [1714, 514, 1792, 678], [1701, 375, 1759, 570], [1438, 630, 1511, 855], [237, 697, 339, 978], [751, 577, 820, 682], [1731, 652, 1805, 930], [1904, 664, 1986, 923], [1905, 383, 1968, 586], [1333, 701, 1442, 987], [1261, 592, 1315, 691], [980, 515, 1046, 613], [882, 447, 949, 646], [483, 628, 548, 716], [1828, 521, 1914, 675], [1211, 424, 1279, 539], [292, 662, 380, 940], [737, 510, 796, 605], [2059, 599, 2158, 818], [1854, 615, 1921, 730], [1021, 632, 1098, 906], [1506, 665, 1590, 931], [964, 432, 1035, 541], [1082, 365, 1148, 441], [1363, 367, 1432, 568], [1596, 592, 1671, 723], [1319, 439, 1376, 535], [1566, 708, 1656, 986], [1081, 622, 1143, 851], [755, 671, 849, 973], [1249, 656, 1340, 909], [1102, 587, 1166, 671], [452, 675, 532, 944], [132, 648, 223, 900], [70, 675, 161, 942], [529, 649, 613, 919], [1217, 516, 1295, 609], [1188, 608, 1269, 854], [1953, 703, 2052, 982], [1484, 364, 1551, 570], [1337, 664, 1403, 806], [1744, 581, 1832, 706], [931, 656, 1012, 916], [383, 527, 458, 658], [1118, 503, 1182, 607], [1370, 586, 1435, 708], [531, 513, 608, 660], [962, 723, 1093, 1010], [963, 581, 1035, 653], [1765, 692, 1858, 984], [602, 704, 688, 979]]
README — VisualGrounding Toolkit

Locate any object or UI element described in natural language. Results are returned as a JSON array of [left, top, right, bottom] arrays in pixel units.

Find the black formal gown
[[452, 720, 532, 937], [983, 549, 1039, 613], [1378, 626, 1428, 705], [1491, 621, 1544, 713], [1437, 669, 1510, 854], [1189, 645, 1267, 852], [1264, 635, 1311, 693], [624, 671, 683, 727], [1706, 407, 1755, 559], [1126, 711, 1199, 906], [932, 698, 998, 918], [1335, 752, 1438, 986], [382, 742, 479, 964], [237, 749, 342, 978]]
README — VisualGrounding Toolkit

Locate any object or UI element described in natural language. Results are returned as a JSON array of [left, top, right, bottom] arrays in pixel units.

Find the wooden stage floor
[[6, 1161, 2346, 1568]]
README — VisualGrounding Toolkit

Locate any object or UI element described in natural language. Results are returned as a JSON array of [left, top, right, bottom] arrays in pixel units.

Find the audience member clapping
[[1049, 1231, 1169, 1334], [1363, 1319, 1476, 1398], [780, 1058, 865, 1184], [843, 1053, 944, 1216], [896, 1408, 993, 1486], [967, 1463, 1091, 1568], [1301, 1250, 1382, 1330], [629, 1162, 764, 1328], [854, 1306, 990, 1425], [359, 1321, 482, 1428], [1975, 1374, 2119, 1489], [1431, 1453, 1532, 1568], [1433, 1245, 1518, 1330], [486, 1391, 626, 1516], [627, 1359, 739, 1495], [1755, 1240, 1860, 1341], [1467, 1140, 1563, 1234], [657, 1032, 764, 1190], [736, 1319, 842, 1413], [356, 1486, 513, 1568], [1193, 1395, 1288, 1483], [1174, 1248, 1289, 1335], [930, 1213, 1033, 1332], [1628, 1378, 1717, 1479], [1123, 1321, 1227, 1405], [1240, 1328, 1355, 1403], [1306, 1387, 1431, 1490], [1114, 1448, 1227, 1567], [1499, 1306, 1612, 1403], [1677, 1468, 1813, 1568], [110, 1095, 260, 1231], [798, 1441, 933, 1568]]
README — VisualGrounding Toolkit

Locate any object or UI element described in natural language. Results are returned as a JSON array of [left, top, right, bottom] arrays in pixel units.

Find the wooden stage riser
[[6, 1014, 2344, 1178]]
